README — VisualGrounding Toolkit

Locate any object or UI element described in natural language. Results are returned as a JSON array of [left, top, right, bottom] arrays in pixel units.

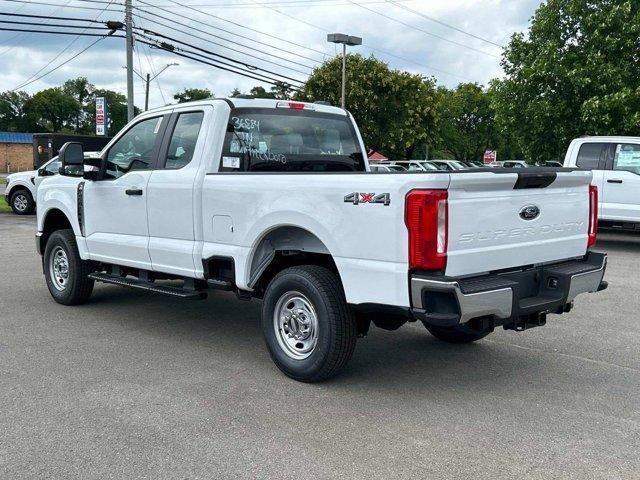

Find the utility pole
[[125, 0, 134, 121], [127, 63, 178, 111], [144, 73, 150, 111]]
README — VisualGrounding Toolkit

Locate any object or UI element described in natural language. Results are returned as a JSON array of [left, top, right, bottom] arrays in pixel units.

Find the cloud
[[0, 0, 540, 109]]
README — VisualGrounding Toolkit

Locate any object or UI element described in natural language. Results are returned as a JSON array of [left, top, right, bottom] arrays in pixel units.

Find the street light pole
[[341, 43, 346, 110], [327, 33, 362, 110], [144, 73, 150, 111]]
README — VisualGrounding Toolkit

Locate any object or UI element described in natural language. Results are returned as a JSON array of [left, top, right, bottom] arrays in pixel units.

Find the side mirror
[[58, 142, 84, 176]]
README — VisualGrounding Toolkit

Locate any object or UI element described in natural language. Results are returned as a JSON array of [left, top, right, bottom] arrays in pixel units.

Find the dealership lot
[[1, 214, 639, 479]]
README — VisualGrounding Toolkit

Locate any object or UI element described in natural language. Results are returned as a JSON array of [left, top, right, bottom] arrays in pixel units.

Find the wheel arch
[[246, 225, 340, 296], [8, 183, 35, 201], [39, 208, 74, 255]]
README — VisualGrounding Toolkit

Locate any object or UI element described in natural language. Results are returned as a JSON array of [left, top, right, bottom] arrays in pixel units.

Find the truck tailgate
[[446, 170, 593, 277]]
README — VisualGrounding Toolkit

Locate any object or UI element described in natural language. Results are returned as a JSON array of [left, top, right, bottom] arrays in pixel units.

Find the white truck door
[[83, 114, 169, 270], [146, 108, 208, 277], [602, 142, 640, 222]]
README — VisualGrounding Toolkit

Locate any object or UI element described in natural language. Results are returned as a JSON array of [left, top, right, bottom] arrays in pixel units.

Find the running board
[[88, 273, 207, 300]]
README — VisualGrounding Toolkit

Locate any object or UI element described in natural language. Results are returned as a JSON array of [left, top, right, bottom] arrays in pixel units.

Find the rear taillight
[[405, 189, 448, 271], [588, 184, 598, 247]]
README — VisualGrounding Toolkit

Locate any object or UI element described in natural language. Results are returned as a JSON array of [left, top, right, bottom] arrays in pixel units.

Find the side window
[[407, 163, 421, 171], [163, 112, 204, 169], [576, 143, 607, 170], [613, 144, 640, 175], [105, 116, 164, 179], [44, 160, 60, 174]]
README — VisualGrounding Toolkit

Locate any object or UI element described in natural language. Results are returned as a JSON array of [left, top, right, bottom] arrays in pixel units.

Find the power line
[[133, 11, 311, 76], [138, 0, 412, 8], [12, 33, 114, 90], [13, 0, 117, 92], [0, 26, 120, 37], [136, 28, 305, 85], [345, 0, 500, 59], [137, 0, 329, 58], [385, 0, 503, 48], [137, 37, 299, 90], [245, 0, 473, 81], [135, 33, 301, 86], [0, 19, 108, 29], [0, 0, 123, 13], [132, 8, 318, 67], [0, 11, 105, 23]]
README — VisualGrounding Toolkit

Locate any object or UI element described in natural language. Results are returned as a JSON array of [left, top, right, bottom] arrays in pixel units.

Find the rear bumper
[[411, 251, 607, 328]]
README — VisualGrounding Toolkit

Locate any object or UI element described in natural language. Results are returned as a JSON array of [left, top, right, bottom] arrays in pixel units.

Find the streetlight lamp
[[327, 33, 362, 110], [126, 63, 179, 111]]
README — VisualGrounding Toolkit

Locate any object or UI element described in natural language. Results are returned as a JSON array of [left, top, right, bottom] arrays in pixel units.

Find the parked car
[[538, 160, 563, 168], [458, 160, 483, 168], [370, 163, 406, 172], [4, 152, 99, 215], [428, 159, 468, 171], [35, 98, 607, 382], [388, 160, 438, 172], [564, 136, 640, 229]]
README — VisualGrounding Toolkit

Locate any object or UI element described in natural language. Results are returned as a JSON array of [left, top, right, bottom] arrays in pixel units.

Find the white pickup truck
[[564, 136, 640, 230], [36, 98, 607, 382]]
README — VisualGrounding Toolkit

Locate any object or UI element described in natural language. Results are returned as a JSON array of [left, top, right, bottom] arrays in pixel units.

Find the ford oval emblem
[[519, 205, 540, 220]]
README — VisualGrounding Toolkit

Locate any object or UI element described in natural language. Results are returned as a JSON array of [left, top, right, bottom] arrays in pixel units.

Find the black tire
[[10, 189, 35, 215], [261, 265, 357, 382], [44, 229, 94, 305], [425, 323, 493, 344]]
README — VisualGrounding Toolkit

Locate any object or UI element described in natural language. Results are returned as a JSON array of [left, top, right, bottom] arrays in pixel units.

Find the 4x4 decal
[[344, 192, 390, 206]]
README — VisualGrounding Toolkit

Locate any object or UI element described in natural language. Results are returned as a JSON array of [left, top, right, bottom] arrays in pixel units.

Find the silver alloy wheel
[[13, 193, 28, 212], [49, 246, 69, 291], [273, 291, 319, 360]]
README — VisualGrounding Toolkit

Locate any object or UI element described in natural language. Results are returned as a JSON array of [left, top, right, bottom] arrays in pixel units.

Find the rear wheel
[[425, 323, 493, 344], [44, 229, 94, 305], [261, 265, 357, 382], [10, 189, 35, 215]]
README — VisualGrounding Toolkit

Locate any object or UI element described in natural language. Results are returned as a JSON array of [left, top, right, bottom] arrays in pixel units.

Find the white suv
[[563, 136, 640, 228]]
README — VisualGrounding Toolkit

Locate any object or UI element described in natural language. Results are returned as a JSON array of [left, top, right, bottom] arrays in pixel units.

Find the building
[[0, 132, 33, 173], [367, 150, 388, 162]]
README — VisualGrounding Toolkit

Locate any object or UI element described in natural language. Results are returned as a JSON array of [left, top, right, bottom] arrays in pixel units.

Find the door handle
[[125, 188, 143, 196], [607, 179, 623, 184]]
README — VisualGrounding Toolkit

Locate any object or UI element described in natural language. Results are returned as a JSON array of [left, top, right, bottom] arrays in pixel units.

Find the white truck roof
[[144, 98, 346, 117]]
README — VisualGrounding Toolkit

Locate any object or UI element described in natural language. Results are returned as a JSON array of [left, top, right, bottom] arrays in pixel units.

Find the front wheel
[[261, 265, 357, 382], [424, 323, 493, 344], [10, 189, 35, 215], [44, 229, 94, 305]]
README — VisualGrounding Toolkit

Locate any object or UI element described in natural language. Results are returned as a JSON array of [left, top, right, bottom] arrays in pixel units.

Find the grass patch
[[0, 178, 11, 214]]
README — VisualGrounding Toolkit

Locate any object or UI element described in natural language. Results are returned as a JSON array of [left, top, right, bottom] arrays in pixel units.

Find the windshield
[[220, 108, 364, 172]]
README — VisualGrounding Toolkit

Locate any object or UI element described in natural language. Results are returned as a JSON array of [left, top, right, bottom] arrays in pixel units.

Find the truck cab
[[564, 136, 640, 229]]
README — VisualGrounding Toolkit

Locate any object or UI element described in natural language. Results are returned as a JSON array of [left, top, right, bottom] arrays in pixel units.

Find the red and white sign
[[483, 150, 497, 165], [96, 97, 106, 136]]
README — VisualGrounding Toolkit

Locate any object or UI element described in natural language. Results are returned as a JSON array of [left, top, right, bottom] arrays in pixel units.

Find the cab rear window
[[219, 108, 364, 172]]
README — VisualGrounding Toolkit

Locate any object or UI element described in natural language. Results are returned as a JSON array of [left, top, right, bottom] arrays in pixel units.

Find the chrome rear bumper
[[411, 252, 607, 328]]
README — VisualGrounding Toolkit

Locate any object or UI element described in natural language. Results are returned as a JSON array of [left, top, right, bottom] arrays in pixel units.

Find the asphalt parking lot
[[1, 214, 639, 479]]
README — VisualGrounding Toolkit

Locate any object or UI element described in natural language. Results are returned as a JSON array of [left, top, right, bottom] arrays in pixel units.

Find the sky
[[0, 0, 542, 110]]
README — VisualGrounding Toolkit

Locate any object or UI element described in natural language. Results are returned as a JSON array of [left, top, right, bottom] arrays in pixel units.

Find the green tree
[[435, 83, 499, 162], [492, 0, 640, 162], [63, 77, 94, 132], [249, 81, 293, 99], [26, 87, 80, 132], [173, 87, 213, 103], [298, 54, 439, 159], [0, 91, 37, 132]]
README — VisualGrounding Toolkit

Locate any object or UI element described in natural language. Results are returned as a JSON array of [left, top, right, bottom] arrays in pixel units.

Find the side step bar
[[88, 272, 207, 300]]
